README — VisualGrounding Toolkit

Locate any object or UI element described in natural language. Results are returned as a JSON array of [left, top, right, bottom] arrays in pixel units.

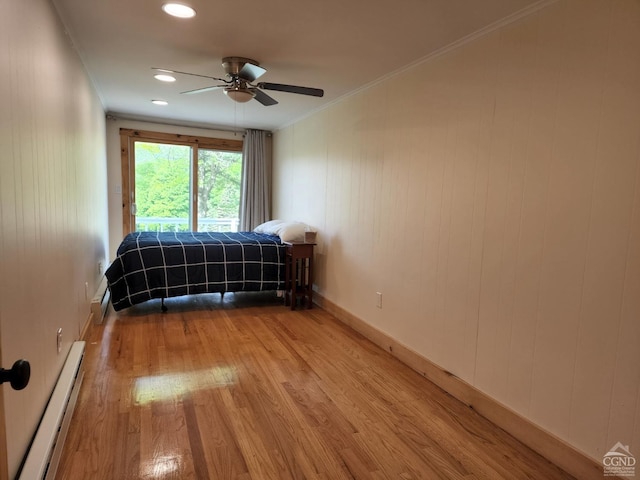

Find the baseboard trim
[[313, 293, 604, 480]]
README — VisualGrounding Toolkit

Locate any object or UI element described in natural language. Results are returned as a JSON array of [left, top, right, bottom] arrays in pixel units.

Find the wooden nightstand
[[284, 242, 315, 310]]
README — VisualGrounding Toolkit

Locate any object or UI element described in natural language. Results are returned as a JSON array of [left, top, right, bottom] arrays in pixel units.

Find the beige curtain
[[239, 129, 272, 231]]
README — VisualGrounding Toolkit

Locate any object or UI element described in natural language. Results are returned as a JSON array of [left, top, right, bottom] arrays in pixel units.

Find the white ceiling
[[52, 0, 544, 132]]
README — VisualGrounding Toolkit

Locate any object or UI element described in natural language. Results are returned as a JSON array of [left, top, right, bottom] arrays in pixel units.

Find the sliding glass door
[[120, 129, 244, 235], [196, 148, 242, 232], [134, 141, 192, 232]]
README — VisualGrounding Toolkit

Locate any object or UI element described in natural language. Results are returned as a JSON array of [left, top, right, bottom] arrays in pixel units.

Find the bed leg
[[161, 297, 168, 313]]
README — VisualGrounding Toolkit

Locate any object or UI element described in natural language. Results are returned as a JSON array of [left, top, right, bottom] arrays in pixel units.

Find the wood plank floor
[[56, 293, 574, 479]]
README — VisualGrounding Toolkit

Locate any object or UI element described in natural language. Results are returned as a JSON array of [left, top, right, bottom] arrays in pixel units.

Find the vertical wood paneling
[[273, 0, 640, 462], [583, 0, 640, 457], [475, 23, 531, 401], [0, 0, 108, 476], [567, 0, 640, 456], [608, 147, 640, 449], [529, 0, 611, 440]]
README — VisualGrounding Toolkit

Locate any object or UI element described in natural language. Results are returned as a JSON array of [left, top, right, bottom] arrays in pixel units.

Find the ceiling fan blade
[[152, 67, 227, 83], [257, 82, 324, 97], [181, 85, 224, 95], [238, 63, 266, 82], [253, 89, 278, 106]]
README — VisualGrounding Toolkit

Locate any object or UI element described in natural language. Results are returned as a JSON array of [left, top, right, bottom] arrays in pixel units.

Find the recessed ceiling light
[[151, 100, 168, 106], [162, 3, 196, 18], [154, 74, 176, 82]]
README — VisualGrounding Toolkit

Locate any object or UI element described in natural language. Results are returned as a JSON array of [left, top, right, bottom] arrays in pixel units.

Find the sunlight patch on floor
[[133, 366, 237, 405]]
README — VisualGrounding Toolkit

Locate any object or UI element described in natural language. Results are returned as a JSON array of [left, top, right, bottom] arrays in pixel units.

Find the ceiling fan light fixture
[[224, 87, 255, 103], [161, 3, 196, 18]]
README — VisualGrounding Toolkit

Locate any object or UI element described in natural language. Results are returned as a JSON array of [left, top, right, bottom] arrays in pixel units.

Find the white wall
[[0, 0, 108, 477], [273, 0, 640, 462], [105, 118, 242, 258]]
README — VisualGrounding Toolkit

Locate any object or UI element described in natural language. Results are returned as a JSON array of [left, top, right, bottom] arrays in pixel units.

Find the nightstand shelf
[[284, 242, 315, 310]]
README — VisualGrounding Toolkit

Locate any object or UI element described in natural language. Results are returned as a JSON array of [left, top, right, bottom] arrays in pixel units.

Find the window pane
[[134, 142, 191, 232], [197, 149, 242, 232]]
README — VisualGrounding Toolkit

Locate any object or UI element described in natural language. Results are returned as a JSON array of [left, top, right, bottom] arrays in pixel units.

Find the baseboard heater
[[18, 341, 86, 480], [91, 275, 110, 325]]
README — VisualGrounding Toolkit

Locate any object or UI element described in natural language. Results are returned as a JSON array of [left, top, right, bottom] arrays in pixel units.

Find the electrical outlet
[[376, 292, 383, 309], [57, 328, 63, 354]]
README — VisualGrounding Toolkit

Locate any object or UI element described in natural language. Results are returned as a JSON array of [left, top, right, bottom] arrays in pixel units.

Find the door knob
[[0, 359, 30, 390]]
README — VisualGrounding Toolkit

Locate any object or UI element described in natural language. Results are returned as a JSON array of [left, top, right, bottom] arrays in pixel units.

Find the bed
[[105, 231, 287, 311]]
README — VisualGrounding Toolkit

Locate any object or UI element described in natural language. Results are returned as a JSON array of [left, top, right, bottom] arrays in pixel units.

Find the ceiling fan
[[153, 57, 324, 106]]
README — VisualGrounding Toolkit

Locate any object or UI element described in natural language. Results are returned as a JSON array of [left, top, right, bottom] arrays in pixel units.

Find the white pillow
[[253, 219, 284, 235], [276, 221, 308, 242]]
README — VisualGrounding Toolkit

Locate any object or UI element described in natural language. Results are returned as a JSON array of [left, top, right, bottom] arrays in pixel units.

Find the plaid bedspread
[[106, 231, 286, 310]]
